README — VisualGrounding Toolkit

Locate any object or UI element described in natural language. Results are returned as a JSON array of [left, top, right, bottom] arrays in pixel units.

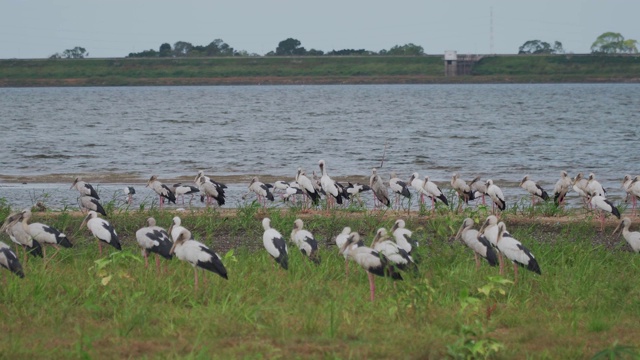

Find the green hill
[[0, 55, 638, 86]]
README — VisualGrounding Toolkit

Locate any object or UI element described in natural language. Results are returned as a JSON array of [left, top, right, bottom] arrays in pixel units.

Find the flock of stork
[[1, 159, 639, 301]]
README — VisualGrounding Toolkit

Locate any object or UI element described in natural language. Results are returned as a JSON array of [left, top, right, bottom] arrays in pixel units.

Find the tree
[[591, 32, 638, 54], [173, 41, 193, 57], [159, 43, 172, 57], [51, 46, 89, 59], [385, 43, 424, 56], [518, 40, 563, 54], [275, 38, 306, 56]]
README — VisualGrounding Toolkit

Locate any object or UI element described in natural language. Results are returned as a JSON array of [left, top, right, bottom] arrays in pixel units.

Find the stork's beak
[[169, 241, 177, 255], [454, 223, 465, 241], [391, 222, 398, 232], [612, 222, 623, 236], [80, 214, 91, 229]]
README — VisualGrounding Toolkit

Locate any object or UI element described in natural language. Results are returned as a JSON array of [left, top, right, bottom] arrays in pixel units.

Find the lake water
[[0, 84, 638, 211]]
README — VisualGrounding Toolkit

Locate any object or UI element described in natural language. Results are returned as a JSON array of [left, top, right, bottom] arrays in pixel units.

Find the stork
[[78, 195, 106, 216], [370, 168, 390, 208], [318, 159, 344, 208], [573, 172, 590, 207], [495, 222, 541, 284], [170, 227, 228, 290], [588, 194, 620, 231], [389, 172, 411, 209], [290, 219, 320, 265], [485, 179, 506, 213], [262, 218, 288, 270], [422, 175, 448, 212], [135, 217, 173, 271], [0, 212, 43, 262], [172, 183, 200, 205], [335, 227, 363, 276], [341, 232, 402, 302], [612, 218, 640, 253], [451, 173, 475, 210], [124, 186, 136, 205], [198, 176, 226, 207], [0, 241, 24, 278], [247, 177, 275, 206], [195, 170, 227, 206], [168, 216, 187, 243], [454, 218, 498, 269], [146, 175, 176, 209], [552, 171, 572, 206], [407, 172, 430, 206], [519, 175, 549, 206], [469, 176, 488, 205], [295, 168, 320, 206], [390, 219, 418, 257], [623, 175, 640, 216], [343, 183, 371, 206], [14, 209, 72, 261], [586, 173, 606, 197], [371, 228, 416, 272], [70, 177, 99, 199], [478, 215, 504, 274], [80, 211, 121, 256]]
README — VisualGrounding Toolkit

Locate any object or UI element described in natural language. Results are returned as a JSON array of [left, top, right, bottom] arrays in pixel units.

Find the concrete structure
[[444, 51, 484, 76]]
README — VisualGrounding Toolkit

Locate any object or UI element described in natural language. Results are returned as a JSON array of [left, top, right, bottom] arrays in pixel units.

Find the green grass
[[1, 203, 639, 358], [1, 54, 638, 86]]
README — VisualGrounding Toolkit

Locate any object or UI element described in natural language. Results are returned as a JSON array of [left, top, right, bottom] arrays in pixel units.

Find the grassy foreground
[[1, 201, 639, 359]]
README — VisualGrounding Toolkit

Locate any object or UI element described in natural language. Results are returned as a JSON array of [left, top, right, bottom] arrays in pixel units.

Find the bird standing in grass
[[588, 194, 620, 231], [335, 227, 363, 276], [290, 219, 320, 265], [1, 212, 43, 263], [136, 217, 173, 271], [318, 159, 344, 208], [451, 173, 475, 210], [80, 211, 121, 256], [341, 232, 402, 302], [612, 218, 640, 253], [371, 228, 415, 272], [495, 222, 541, 284], [262, 218, 288, 270], [478, 215, 504, 274], [454, 218, 498, 269], [124, 186, 136, 205], [0, 241, 24, 278], [14, 209, 72, 261], [170, 227, 228, 290], [485, 179, 506, 213], [390, 219, 418, 257]]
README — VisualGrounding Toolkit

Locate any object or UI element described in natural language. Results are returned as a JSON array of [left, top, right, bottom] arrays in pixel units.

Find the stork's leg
[[155, 254, 161, 273], [144, 251, 149, 268], [98, 241, 103, 256], [498, 252, 504, 275], [367, 272, 376, 302], [513, 263, 519, 285], [474, 253, 480, 270], [194, 268, 199, 291]]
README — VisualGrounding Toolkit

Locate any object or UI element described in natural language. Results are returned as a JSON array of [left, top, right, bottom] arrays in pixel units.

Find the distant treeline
[[126, 38, 425, 58]]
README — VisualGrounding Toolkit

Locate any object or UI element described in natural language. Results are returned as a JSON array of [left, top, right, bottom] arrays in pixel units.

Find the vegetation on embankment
[[0, 54, 639, 87], [1, 199, 639, 359]]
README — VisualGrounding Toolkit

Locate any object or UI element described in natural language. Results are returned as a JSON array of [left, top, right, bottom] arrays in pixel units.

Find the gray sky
[[1, 0, 638, 59]]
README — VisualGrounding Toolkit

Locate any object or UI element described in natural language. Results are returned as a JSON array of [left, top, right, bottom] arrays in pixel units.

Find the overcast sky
[[1, 0, 638, 59]]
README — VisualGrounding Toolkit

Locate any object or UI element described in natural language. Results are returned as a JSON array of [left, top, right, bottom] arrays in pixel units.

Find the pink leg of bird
[[474, 253, 480, 270], [155, 254, 161, 272], [367, 272, 376, 302], [98, 241, 103, 257], [513, 263, 519, 285], [194, 268, 199, 291], [498, 252, 504, 275], [144, 251, 149, 268]]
